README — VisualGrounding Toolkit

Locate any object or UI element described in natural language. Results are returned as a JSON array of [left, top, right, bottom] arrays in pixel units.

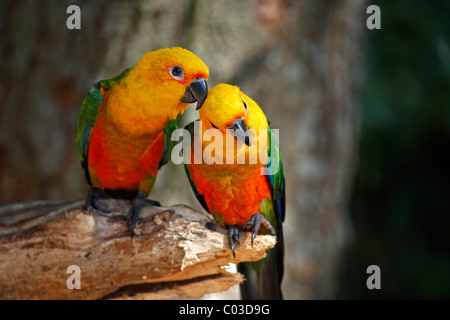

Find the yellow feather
[[198, 83, 269, 166], [106, 47, 209, 136]]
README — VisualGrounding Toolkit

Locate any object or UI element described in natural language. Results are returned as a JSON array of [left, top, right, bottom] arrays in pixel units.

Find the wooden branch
[[0, 199, 276, 300]]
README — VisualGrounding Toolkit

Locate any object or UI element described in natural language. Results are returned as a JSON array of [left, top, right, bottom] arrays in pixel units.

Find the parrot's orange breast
[[87, 114, 164, 193], [188, 158, 272, 226]]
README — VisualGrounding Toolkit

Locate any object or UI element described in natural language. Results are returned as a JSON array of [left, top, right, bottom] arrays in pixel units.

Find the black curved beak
[[228, 117, 251, 147], [180, 78, 208, 110]]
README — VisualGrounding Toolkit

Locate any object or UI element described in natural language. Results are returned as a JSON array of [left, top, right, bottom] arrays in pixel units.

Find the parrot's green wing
[[76, 68, 131, 185], [159, 117, 179, 168], [239, 125, 285, 300], [267, 125, 286, 225]]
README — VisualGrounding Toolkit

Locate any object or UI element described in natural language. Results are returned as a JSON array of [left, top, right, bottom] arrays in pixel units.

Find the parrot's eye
[[210, 121, 219, 129], [170, 66, 184, 81], [242, 100, 248, 112]]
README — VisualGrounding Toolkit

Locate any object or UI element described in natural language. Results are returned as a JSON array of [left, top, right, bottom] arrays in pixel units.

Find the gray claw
[[127, 191, 162, 235], [86, 187, 110, 213], [228, 225, 241, 258], [242, 213, 276, 246]]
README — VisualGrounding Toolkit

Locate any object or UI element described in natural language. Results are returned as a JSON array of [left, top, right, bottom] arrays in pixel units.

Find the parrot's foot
[[86, 187, 111, 213], [127, 192, 161, 236], [228, 225, 241, 258], [243, 213, 276, 246]]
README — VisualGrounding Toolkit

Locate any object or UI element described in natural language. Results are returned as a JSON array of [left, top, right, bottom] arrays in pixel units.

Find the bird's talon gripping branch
[[243, 213, 277, 246], [228, 225, 241, 258], [126, 192, 161, 235], [126, 203, 141, 235], [86, 187, 111, 214]]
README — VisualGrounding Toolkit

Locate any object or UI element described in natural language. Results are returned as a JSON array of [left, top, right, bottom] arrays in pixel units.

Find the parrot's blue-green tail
[[238, 226, 284, 300]]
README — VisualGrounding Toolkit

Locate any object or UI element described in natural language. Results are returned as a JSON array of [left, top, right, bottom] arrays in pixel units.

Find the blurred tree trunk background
[[0, 0, 367, 299]]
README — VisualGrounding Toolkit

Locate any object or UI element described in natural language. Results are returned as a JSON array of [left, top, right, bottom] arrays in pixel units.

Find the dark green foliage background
[[339, 0, 450, 298]]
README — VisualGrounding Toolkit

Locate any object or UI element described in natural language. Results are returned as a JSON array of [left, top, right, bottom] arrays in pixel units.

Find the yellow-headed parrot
[[184, 83, 285, 299], [77, 47, 209, 233]]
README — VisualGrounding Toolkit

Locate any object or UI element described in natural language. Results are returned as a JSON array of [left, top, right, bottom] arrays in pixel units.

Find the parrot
[[184, 83, 285, 300], [77, 47, 209, 234]]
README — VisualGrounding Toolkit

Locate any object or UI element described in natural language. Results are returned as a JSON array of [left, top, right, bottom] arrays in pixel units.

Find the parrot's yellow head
[[199, 83, 268, 148], [136, 47, 209, 116], [108, 47, 209, 134]]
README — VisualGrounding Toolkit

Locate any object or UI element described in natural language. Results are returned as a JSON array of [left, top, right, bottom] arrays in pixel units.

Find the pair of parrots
[[77, 47, 285, 299]]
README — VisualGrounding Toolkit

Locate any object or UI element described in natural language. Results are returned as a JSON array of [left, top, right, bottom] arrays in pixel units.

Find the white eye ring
[[169, 65, 184, 81]]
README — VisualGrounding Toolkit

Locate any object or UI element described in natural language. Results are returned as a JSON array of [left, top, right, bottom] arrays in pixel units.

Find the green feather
[[76, 68, 132, 184], [76, 68, 132, 162], [76, 83, 102, 162], [239, 126, 286, 300], [159, 117, 179, 168], [267, 125, 286, 224]]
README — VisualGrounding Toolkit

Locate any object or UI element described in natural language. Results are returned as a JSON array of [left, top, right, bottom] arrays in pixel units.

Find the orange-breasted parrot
[[184, 83, 285, 299], [77, 47, 209, 233]]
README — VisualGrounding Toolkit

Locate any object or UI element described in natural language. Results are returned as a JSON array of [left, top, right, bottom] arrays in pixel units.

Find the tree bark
[[0, 200, 275, 300]]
